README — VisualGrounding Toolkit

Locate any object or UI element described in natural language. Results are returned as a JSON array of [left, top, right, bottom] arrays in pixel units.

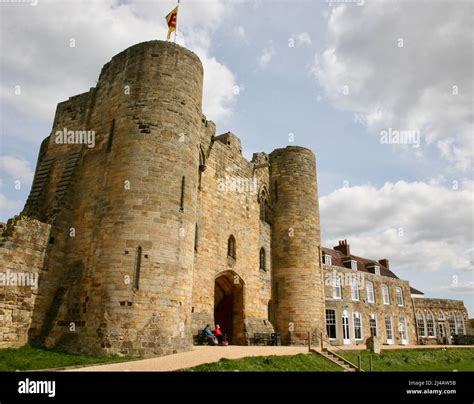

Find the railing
[[317, 332, 364, 371]]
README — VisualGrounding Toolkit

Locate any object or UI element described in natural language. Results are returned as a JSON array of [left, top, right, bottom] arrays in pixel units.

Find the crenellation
[[1, 40, 470, 356]]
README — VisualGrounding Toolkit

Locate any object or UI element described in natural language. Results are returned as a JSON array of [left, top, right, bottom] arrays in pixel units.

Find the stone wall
[[323, 264, 417, 346], [2, 40, 470, 356], [0, 216, 51, 348], [191, 131, 273, 344], [413, 297, 471, 344], [269, 147, 325, 344], [26, 40, 204, 357]]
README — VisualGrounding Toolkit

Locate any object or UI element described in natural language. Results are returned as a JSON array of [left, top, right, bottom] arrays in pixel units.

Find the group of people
[[202, 324, 229, 346]]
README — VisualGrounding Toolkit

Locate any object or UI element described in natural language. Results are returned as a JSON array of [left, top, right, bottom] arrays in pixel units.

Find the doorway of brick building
[[342, 310, 351, 344], [214, 271, 245, 345]]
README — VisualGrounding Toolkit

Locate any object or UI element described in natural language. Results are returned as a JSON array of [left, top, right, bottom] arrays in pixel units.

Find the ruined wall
[[191, 131, 273, 344], [323, 265, 417, 346], [0, 216, 51, 348], [22, 91, 94, 222], [269, 146, 325, 344]]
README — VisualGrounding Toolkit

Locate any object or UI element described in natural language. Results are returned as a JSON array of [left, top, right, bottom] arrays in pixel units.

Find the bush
[[452, 335, 474, 345]]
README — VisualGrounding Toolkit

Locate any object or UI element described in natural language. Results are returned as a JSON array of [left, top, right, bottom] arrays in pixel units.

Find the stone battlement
[[1, 41, 469, 356]]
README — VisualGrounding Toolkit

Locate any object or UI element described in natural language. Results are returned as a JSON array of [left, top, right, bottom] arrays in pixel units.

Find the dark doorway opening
[[214, 271, 245, 345]]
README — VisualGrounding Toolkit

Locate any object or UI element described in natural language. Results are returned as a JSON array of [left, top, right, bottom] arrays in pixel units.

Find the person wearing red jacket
[[213, 324, 227, 345]]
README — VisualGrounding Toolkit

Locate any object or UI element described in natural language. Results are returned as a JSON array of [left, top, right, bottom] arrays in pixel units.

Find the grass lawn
[[339, 348, 474, 371], [183, 353, 342, 372], [0, 345, 136, 371]]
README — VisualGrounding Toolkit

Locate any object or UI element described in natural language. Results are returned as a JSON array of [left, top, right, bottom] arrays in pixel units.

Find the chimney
[[378, 258, 389, 269], [334, 239, 350, 256]]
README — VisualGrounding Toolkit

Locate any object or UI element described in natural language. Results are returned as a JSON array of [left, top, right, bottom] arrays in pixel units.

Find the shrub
[[452, 335, 474, 345]]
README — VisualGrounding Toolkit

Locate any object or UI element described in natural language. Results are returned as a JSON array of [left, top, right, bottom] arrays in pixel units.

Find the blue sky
[[0, 0, 472, 314]]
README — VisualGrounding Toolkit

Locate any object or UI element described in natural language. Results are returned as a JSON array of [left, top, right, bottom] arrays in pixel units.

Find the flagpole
[[174, 0, 180, 43]]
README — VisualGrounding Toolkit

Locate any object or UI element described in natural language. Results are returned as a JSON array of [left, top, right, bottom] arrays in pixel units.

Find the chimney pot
[[334, 240, 350, 256]]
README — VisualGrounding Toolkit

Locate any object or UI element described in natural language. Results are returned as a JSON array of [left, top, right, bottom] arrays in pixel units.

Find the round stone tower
[[269, 146, 325, 345], [36, 41, 204, 356]]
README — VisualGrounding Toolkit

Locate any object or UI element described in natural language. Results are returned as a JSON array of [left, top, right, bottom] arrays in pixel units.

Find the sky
[[0, 0, 472, 315]]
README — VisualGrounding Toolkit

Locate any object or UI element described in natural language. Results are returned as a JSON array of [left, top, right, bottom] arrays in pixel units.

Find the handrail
[[319, 332, 348, 355], [318, 332, 363, 371]]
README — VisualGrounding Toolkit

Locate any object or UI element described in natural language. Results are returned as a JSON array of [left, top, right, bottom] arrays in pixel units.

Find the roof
[[410, 286, 424, 295], [322, 246, 399, 279]]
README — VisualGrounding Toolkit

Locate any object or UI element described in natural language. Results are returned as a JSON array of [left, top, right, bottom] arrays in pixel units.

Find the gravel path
[[68, 346, 309, 372]]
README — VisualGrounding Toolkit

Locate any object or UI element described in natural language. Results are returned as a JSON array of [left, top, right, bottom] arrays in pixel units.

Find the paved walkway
[[69, 346, 309, 372]]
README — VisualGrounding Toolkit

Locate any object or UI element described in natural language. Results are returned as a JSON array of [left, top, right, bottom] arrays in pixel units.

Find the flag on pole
[[166, 6, 178, 40]]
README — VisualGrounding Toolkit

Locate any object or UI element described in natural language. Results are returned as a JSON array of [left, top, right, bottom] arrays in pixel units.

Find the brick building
[[0, 41, 470, 356]]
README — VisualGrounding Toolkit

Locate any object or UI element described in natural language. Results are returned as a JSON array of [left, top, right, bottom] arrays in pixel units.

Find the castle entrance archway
[[214, 271, 245, 345]]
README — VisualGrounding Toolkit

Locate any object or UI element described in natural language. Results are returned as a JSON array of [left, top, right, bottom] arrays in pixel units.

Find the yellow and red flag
[[166, 6, 178, 40]]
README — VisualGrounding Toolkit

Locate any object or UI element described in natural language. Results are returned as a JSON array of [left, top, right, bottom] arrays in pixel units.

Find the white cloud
[[0, 193, 22, 220], [259, 41, 275, 68], [429, 281, 474, 294], [0, 156, 34, 184], [0, 0, 238, 132], [234, 25, 247, 42], [195, 50, 237, 122], [313, 1, 473, 171], [295, 32, 312, 47], [320, 180, 474, 274]]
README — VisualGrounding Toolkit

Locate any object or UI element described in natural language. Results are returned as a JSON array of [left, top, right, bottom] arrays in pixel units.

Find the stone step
[[322, 350, 361, 372]]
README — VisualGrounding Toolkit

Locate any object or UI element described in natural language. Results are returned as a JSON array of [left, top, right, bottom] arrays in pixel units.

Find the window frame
[[449, 312, 457, 336], [426, 310, 436, 337], [353, 312, 363, 340], [385, 316, 394, 343], [395, 287, 404, 306], [455, 312, 465, 335], [326, 309, 337, 340], [369, 313, 377, 337], [366, 281, 375, 303], [323, 254, 332, 266], [416, 311, 426, 337], [382, 284, 390, 305], [332, 273, 342, 300], [350, 276, 359, 301]]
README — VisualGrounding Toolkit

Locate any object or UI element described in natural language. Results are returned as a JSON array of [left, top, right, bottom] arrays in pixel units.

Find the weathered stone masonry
[[0, 41, 470, 356]]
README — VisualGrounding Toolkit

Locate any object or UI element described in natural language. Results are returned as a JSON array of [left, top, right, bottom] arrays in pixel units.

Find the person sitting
[[213, 324, 229, 346], [213, 324, 223, 343], [203, 324, 218, 345]]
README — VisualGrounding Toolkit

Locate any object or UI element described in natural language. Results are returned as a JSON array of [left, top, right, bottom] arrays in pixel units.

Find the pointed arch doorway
[[214, 271, 245, 345]]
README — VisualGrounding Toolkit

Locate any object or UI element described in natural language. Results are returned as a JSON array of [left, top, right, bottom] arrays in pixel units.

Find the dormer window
[[343, 258, 358, 270], [374, 266, 380, 275], [323, 254, 332, 265]]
